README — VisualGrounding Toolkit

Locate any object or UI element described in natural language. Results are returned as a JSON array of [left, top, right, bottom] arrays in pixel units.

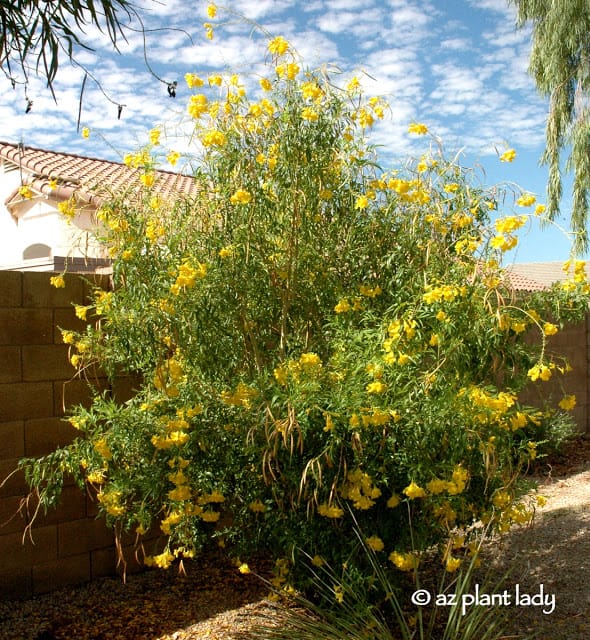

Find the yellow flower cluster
[[562, 259, 587, 284], [403, 481, 426, 499], [151, 430, 190, 450], [389, 550, 419, 571], [422, 283, 465, 304], [494, 215, 527, 234], [170, 260, 208, 295], [366, 535, 385, 552], [167, 466, 191, 502], [516, 193, 536, 207], [334, 297, 363, 313], [366, 380, 387, 394], [18, 185, 33, 199], [428, 466, 469, 495], [558, 394, 576, 411], [188, 94, 209, 119], [408, 122, 428, 135], [94, 438, 112, 460], [339, 469, 381, 509], [144, 550, 175, 569], [57, 198, 76, 218], [499, 148, 516, 162], [221, 382, 259, 408], [469, 387, 516, 415], [50, 275, 66, 289], [490, 215, 528, 251], [230, 188, 252, 205], [359, 284, 382, 297], [268, 36, 289, 56], [98, 489, 125, 517], [201, 129, 227, 147], [350, 407, 400, 429], [317, 502, 344, 518], [274, 353, 323, 386], [527, 363, 552, 382]]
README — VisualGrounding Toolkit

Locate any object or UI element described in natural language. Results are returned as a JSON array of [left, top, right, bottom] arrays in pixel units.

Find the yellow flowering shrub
[[20, 37, 589, 597]]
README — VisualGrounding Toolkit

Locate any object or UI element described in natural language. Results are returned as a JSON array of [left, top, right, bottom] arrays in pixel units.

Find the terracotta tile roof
[[504, 269, 548, 292], [0, 141, 200, 209], [505, 262, 588, 291]]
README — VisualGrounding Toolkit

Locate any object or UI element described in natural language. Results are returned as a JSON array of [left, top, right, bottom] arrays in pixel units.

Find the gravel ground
[[1, 436, 589, 640]]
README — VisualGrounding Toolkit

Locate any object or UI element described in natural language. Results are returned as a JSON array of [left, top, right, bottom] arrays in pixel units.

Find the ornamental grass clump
[[20, 32, 588, 607]]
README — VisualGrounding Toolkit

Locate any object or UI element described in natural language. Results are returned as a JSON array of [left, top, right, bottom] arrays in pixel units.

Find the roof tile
[[0, 141, 199, 208]]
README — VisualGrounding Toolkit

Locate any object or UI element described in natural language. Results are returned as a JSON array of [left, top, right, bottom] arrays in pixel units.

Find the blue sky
[[0, 0, 581, 263]]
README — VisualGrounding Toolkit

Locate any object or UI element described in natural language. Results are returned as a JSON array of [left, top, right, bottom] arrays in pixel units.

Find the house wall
[[0, 271, 146, 600], [0, 160, 104, 269]]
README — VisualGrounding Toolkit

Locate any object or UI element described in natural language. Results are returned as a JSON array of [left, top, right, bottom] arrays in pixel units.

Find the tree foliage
[[0, 0, 136, 89], [511, 0, 590, 253]]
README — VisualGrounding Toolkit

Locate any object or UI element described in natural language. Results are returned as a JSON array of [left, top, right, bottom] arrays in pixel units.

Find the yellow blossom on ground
[[536, 495, 548, 507], [238, 563, 251, 574], [311, 555, 325, 567]]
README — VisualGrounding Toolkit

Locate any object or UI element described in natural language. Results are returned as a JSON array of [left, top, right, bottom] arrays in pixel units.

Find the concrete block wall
[[0, 271, 145, 600], [521, 316, 589, 433]]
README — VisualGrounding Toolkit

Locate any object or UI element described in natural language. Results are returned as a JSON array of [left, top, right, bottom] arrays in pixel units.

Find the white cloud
[[439, 37, 471, 51]]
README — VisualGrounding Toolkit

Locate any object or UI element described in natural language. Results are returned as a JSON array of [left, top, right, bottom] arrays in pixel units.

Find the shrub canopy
[[21, 37, 590, 590]]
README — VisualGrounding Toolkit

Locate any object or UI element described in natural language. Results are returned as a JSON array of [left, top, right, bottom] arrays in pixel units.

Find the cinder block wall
[[521, 316, 589, 434], [0, 271, 145, 600]]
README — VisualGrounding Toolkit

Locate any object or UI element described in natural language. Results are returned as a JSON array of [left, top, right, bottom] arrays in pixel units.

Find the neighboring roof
[[0, 141, 199, 210], [506, 261, 589, 292]]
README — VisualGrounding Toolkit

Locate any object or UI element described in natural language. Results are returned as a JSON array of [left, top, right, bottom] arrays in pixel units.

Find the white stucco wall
[[0, 160, 105, 269]]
